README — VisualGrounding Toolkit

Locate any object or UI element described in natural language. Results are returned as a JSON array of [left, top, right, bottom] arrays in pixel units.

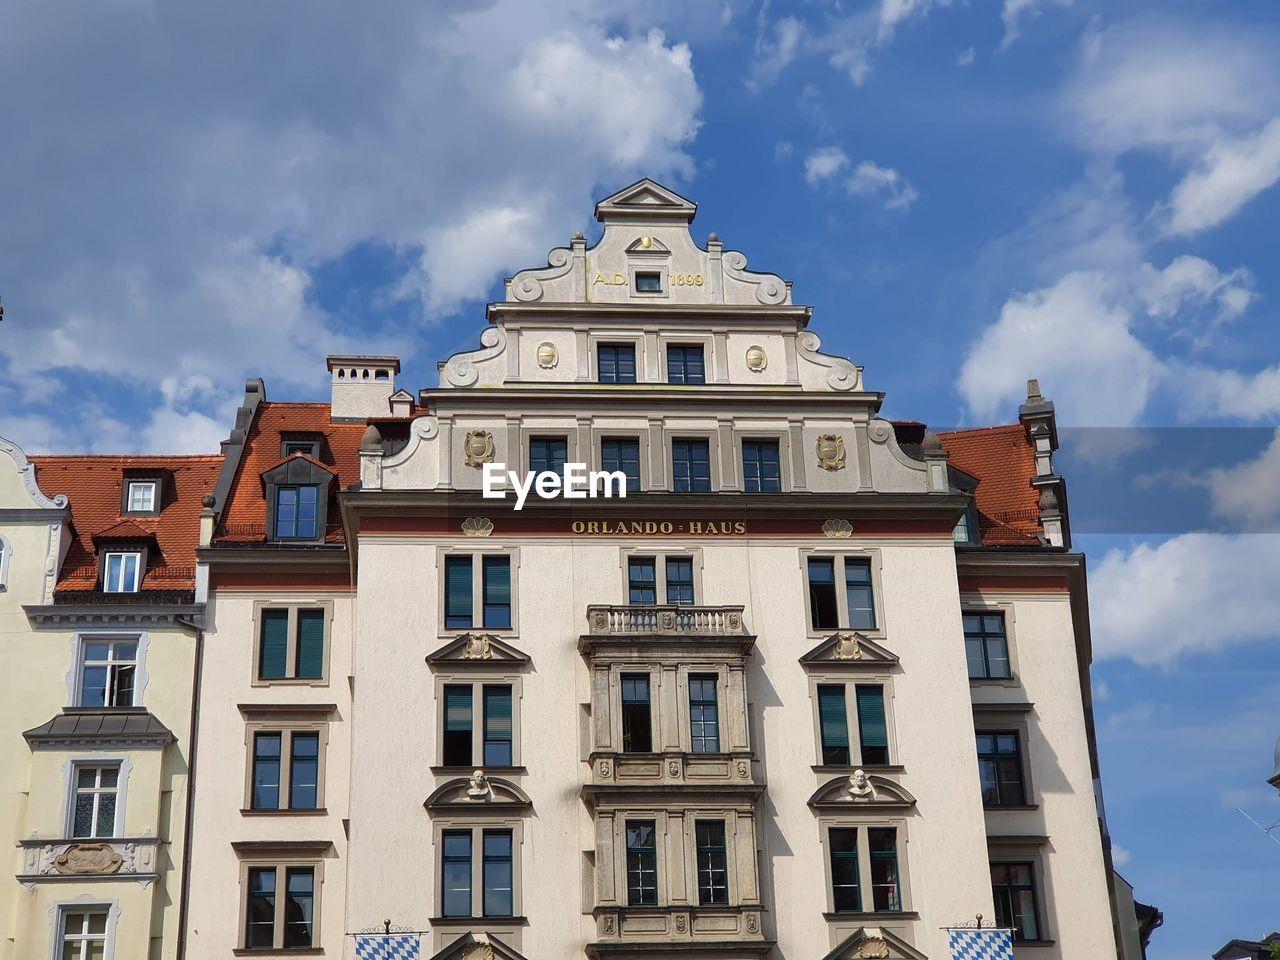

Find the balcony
[[586, 604, 747, 636]]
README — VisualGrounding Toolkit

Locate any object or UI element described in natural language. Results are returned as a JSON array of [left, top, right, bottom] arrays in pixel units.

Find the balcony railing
[[586, 604, 746, 636]]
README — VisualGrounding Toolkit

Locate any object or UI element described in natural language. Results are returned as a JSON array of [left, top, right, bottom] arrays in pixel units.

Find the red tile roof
[[937, 424, 1041, 546], [215, 402, 365, 544], [30, 455, 223, 593]]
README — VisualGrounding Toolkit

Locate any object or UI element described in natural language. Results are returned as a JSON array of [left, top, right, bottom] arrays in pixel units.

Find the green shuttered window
[[818, 684, 850, 765], [295, 609, 325, 679], [855, 684, 889, 765], [259, 609, 289, 680], [257, 607, 326, 681]]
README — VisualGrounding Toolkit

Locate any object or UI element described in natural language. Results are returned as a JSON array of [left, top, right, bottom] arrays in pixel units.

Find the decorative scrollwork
[[511, 247, 573, 302], [464, 431, 495, 468]]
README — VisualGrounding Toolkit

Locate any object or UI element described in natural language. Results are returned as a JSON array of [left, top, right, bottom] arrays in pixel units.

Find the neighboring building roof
[[937, 423, 1041, 546], [215, 402, 365, 544], [30, 454, 222, 594], [1214, 933, 1280, 960]]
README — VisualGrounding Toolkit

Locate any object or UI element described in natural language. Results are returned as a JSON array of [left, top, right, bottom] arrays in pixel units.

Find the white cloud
[[804, 147, 850, 186], [1178, 364, 1280, 421], [773, 141, 794, 164], [1092, 534, 1280, 664], [748, 12, 803, 90], [878, 0, 951, 44], [846, 161, 918, 211], [1164, 118, 1280, 236], [956, 47, 975, 67], [1204, 429, 1280, 529], [1111, 844, 1131, 867], [1001, 0, 1070, 50], [1135, 255, 1254, 334], [1106, 701, 1155, 729]]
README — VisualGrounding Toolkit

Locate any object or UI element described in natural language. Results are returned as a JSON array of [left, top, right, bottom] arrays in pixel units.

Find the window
[[695, 821, 728, 905], [598, 344, 637, 384], [281, 439, 320, 458], [954, 503, 979, 544], [621, 674, 652, 753], [60, 910, 109, 960], [634, 271, 662, 293], [688, 675, 720, 753], [483, 685, 514, 766], [626, 820, 658, 905], [78, 639, 137, 707], [665, 556, 694, 604], [601, 438, 641, 492], [440, 828, 516, 919], [483, 830, 514, 917], [868, 828, 901, 911], [965, 613, 1011, 679], [742, 439, 781, 493], [257, 607, 326, 682], [251, 731, 320, 811], [444, 555, 513, 631], [829, 828, 860, 913], [443, 685, 473, 766], [667, 344, 706, 384], [529, 437, 568, 475], [816, 684, 891, 766], [855, 685, 889, 766], [442, 831, 472, 918], [806, 556, 878, 631], [817, 685, 850, 766], [628, 557, 656, 605], [991, 863, 1040, 941], [102, 551, 141, 593], [274, 484, 319, 540], [72, 765, 119, 838], [127, 480, 156, 512], [442, 683, 514, 768], [977, 733, 1026, 806], [671, 439, 711, 492], [245, 865, 315, 949]]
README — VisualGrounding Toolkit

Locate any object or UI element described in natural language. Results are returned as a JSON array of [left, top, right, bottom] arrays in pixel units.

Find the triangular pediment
[[809, 773, 916, 811], [823, 927, 928, 960], [427, 634, 530, 667], [800, 632, 899, 668], [595, 178, 697, 223], [624, 235, 671, 254], [431, 932, 530, 960]]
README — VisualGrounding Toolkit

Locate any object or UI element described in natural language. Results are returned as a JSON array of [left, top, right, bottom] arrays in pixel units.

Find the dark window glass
[[442, 831, 472, 917], [601, 438, 641, 492], [991, 863, 1040, 940], [634, 272, 662, 293], [621, 674, 652, 753], [529, 437, 568, 475], [295, 608, 325, 679], [671, 439, 711, 493], [856, 684, 889, 766], [274, 484, 318, 539], [483, 830, 514, 917], [829, 828, 860, 913], [598, 344, 637, 384], [259, 609, 289, 680], [741, 439, 781, 493], [483, 685, 513, 767], [78, 640, 137, 707], [289, 733, 319, 810], [845, 559, 876, 630], [808, 558, 839, 630], [251, 733, 281, 809], [445, 556, 473, 629], [628, 557, 657, 605], [817, 684, 850, 765], [283, 867, 314, 947], [245, 867, 276, 948], [964, 613, 1011, 679], [443, 685, 473, 767], [626, 820, 658, 905], [695, 821, 728, 905], [977, 733, 1026, 806], [667, 344, 706, 385], [689, 675, 720, 753], [869, 828, 901, 912], [282, 440, 318, 458], [483, 556, 512, 629], [665, 556, 694, 605]]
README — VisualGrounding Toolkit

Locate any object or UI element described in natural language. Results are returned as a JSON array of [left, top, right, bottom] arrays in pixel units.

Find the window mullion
[[472, 555, 484, 627], [274, 865, 287, 948], [846, 686, 862, 766], [473, 827, 484, 918], [835, 557, 851, 628], [472, 683, 482, 768], [857, 828, 874, 911], [286, 609, 298, 680]]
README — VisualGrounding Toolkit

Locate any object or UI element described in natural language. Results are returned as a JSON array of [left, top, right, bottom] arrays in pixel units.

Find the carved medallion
[[536, 342, 559, 369], [599, 759, 611, 778], [464, 430, 496, 468], [727, 611, 742, 631], [603, 915, 615, 934], [461, 516, 494, 537], [591, 610, 610, 632], [463, 634, 493, 660], [53, 843, 123, 876], [822, 518, 853, 538], [736, 759, 749, 779], [659, 611, 677, 630], [816, 434, 846, 471], [668, 759, 681, 777], [745, 345, 768, 372], [833, 634, 863, 660], [674, 914, 688, 933], [855, 938, 890, 959], [745, 913, 759, 934]]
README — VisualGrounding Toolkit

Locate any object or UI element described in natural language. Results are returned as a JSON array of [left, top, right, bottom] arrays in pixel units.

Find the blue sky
[[2, 0, 1278, 953]]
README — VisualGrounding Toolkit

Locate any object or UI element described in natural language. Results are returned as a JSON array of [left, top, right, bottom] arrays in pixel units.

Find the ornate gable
[[430, 932, 530, 960], [427, 634, 530, 668], [425, 774, 531, 813], [822, 928, 928, 960], [594, 178, 697, 224], [800, 632, 899, 669], [808, 773, 916, 811]]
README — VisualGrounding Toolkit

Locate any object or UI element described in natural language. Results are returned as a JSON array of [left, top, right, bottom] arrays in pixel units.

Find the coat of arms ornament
[[833, 634, 863, 660], [463, 634, 493, 659], [464, 430, 496, 468], [536, 341, 559, 369], [815, 434, 846, 471]]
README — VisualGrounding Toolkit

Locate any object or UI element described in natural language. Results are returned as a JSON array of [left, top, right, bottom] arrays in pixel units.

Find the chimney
[[327, 356, 400, 421]]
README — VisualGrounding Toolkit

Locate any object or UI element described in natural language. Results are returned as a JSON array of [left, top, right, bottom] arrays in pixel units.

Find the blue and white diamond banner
[[948, 928, 1014, 960], [354, 934, 420, 960]]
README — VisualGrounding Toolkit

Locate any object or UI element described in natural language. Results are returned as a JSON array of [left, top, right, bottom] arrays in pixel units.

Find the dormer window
[[121, 473, 164, 516], [103, 551, 142, 593], [634, 271, 662, 293], [274, 485, 319, 540], [127, 481, 156, 513], [281, 438, 321, 459], [262, 455, 334, 544]]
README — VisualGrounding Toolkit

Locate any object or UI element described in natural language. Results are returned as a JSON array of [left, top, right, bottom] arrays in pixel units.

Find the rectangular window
[[445, 555, 513, 631], [257, 607, 327, 682], [869, 828, 901, 912], [258, 609, 289, 680], [598, 344, 638, 384], [845, 559, 876, 630], [671, 438, 711, 493], [61, 909, 108, 960], [808, 558, 839, 630], [695, 821, 728, 905], [251, 730, 321, 810], [284, 868, 315, 947], [855, 684, 890, 765], [244, 865, 316, 949], [483, 830, 514, 917], [72, 765, 119, 839], [665, 556, 694, 605], [808, 556, 878, 631], [688, 675, 720, 753], [965, 613, 1011, 679], [601, 438, 641, 492], [251, 733, 281, 810], [634, 272, 662, 293], [274, 484, 319, 539], [741, 439, 781, 493], [442, 831, 473, 918], [483, 685, 513, 767], [628, 557, 657, 605], [991, 863, 1040, 941], [282, 440, 319, 458], [621, 674, 653, 753], [78, 639, 137, 707], [625, 820, 658, 906], [295, 609, 325, 680], [127, 480, 156, 512], [817, 684, 850, 765], [667, 344, 706, 384], [245, 867, 276, 948], [443, 685, 473, 767], [529, 436, 568, 475], [445, 556, 473, 629], [102, 551, 141, 593], [829, 827, 861, 913], [977, 733, 1026, 806], [289, 733, 320, 809], [482, 556, 512, 629]]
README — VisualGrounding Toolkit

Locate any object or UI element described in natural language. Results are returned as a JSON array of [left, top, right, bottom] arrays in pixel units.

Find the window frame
[[687, 674, 721, 754], [73, 633, 147, 708], [599, 435, 643, 492], [430, 819, 525, 921], [69, 763, 123, 840], [665, 343, 707, 385], [620, 672, 654, 754], [630, 267, 667, 296], [596, 342, 640, 384], [819, 819, 913, 917], [251, 601, 333, 687], [272, 483, 322, 541], [974, 705, 1036, 807], [800, 549, 887, 639], [101, 550, 143, 594], [54, 903, 119, 960], [963, 606, 1017, 681], [669, 435, 713, 493], [62, 757, 131, 842], [431, 674, 523, 770], [242, 721, 329, 813], [740, 436, 783, 493], [990, 858, 1048, 943], [437, 548, 520, 637], [125, 480, 157, 514], [808, 675, 898, 770], [621, 548, 703, 608], [237, 859, 325, 951], [694, 819, 729, 906], [527, 435, 570, 476], [975, 730, 1028, 808]]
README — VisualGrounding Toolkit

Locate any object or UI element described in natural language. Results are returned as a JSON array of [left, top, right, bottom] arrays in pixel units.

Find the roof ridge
[[32, 454, 223, 462], [936, 423, 1021, 436]]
